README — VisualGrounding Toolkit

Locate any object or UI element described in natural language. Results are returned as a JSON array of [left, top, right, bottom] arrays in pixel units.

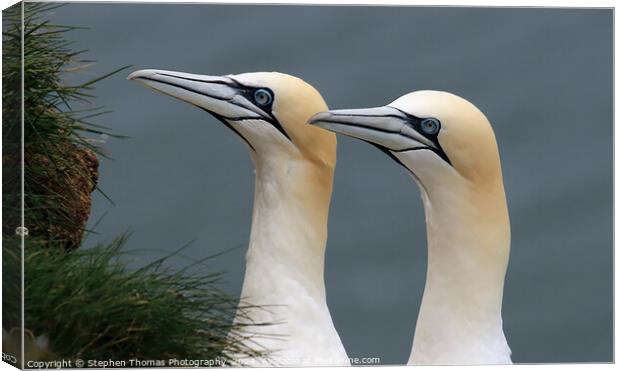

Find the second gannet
[[310, 91, 512, 365], [128, 70, 348, 366]]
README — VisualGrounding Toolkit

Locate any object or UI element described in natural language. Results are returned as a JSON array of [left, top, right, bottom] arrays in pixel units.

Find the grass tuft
[[3, 3, 128, 249], [3, 235, 267, 364]]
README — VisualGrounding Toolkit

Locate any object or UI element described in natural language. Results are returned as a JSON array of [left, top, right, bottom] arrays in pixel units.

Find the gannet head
[[128, 69, 336, 168], [310, 90, 503, 193]]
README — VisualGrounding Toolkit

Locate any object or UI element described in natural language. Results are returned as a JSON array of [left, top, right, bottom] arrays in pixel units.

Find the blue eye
[[253, 89, 273, 106], [420, 118, 440, 135]]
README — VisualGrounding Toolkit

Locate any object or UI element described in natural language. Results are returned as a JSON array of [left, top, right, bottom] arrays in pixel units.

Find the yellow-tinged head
[[128, 69, 336, 169], [310, 90, 504, 194]]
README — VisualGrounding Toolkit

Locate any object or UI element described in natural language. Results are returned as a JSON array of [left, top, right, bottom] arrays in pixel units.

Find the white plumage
[[130, 70, 348, 366], [311, 90, 512, 365]]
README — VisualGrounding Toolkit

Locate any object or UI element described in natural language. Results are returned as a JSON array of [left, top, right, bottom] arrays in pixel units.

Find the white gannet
[[310, 91, 512, 365], [128, 70, 348, 366]]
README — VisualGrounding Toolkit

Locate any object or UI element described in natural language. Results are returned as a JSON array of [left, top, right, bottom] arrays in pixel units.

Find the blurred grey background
[[50, 4, 612, 364]]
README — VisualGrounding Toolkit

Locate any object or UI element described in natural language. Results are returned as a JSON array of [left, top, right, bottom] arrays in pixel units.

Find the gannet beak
[[128, 69, 268, 121], [310, 106, 436, 152]]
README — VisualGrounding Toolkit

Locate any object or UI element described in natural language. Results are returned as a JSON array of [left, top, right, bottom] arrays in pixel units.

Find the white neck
[[233, 154, 348, 366], [408, 176, 512, 365], [243, 157, 328, 301]]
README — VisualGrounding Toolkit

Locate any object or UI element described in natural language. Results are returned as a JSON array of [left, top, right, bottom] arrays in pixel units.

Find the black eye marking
[[238, 86, 276, 114], [389, 108, 451, 165], [226, 79, 291, 141], [411, 116, 450, 165], [408, 116, 441, 141]]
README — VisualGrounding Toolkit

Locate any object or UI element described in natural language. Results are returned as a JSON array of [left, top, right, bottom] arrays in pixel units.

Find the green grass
[[3, 235, 266, 364], [3, 2, 126, 249]]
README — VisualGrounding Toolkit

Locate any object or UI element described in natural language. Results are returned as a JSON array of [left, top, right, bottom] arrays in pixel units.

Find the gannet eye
[[420, 118, 440, 135], [253, 89, 273, 106]]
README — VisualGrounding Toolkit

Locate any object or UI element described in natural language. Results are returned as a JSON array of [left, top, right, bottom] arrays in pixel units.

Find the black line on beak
[[156, 73, 239, 87], [200, 108, 257, 152], [137, 73, 297, 149], [364, 140, 430, 196], [312, 118, 403, 137], [314, 117, 450, 164], [145, 74, 291, 142], [137, 76, 234, 104]]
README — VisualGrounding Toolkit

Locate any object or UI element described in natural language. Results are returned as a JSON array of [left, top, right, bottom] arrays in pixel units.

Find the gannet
[[310, 91, 512, 365], [128, 70, 348, 366]]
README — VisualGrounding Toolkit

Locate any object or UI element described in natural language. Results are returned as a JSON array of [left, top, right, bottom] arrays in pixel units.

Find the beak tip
[[309, 112, 331, 127]]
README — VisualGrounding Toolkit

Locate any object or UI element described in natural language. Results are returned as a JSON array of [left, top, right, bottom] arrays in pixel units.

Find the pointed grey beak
[[309, 106, 435, 152], [128, 69, 266, 121]]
